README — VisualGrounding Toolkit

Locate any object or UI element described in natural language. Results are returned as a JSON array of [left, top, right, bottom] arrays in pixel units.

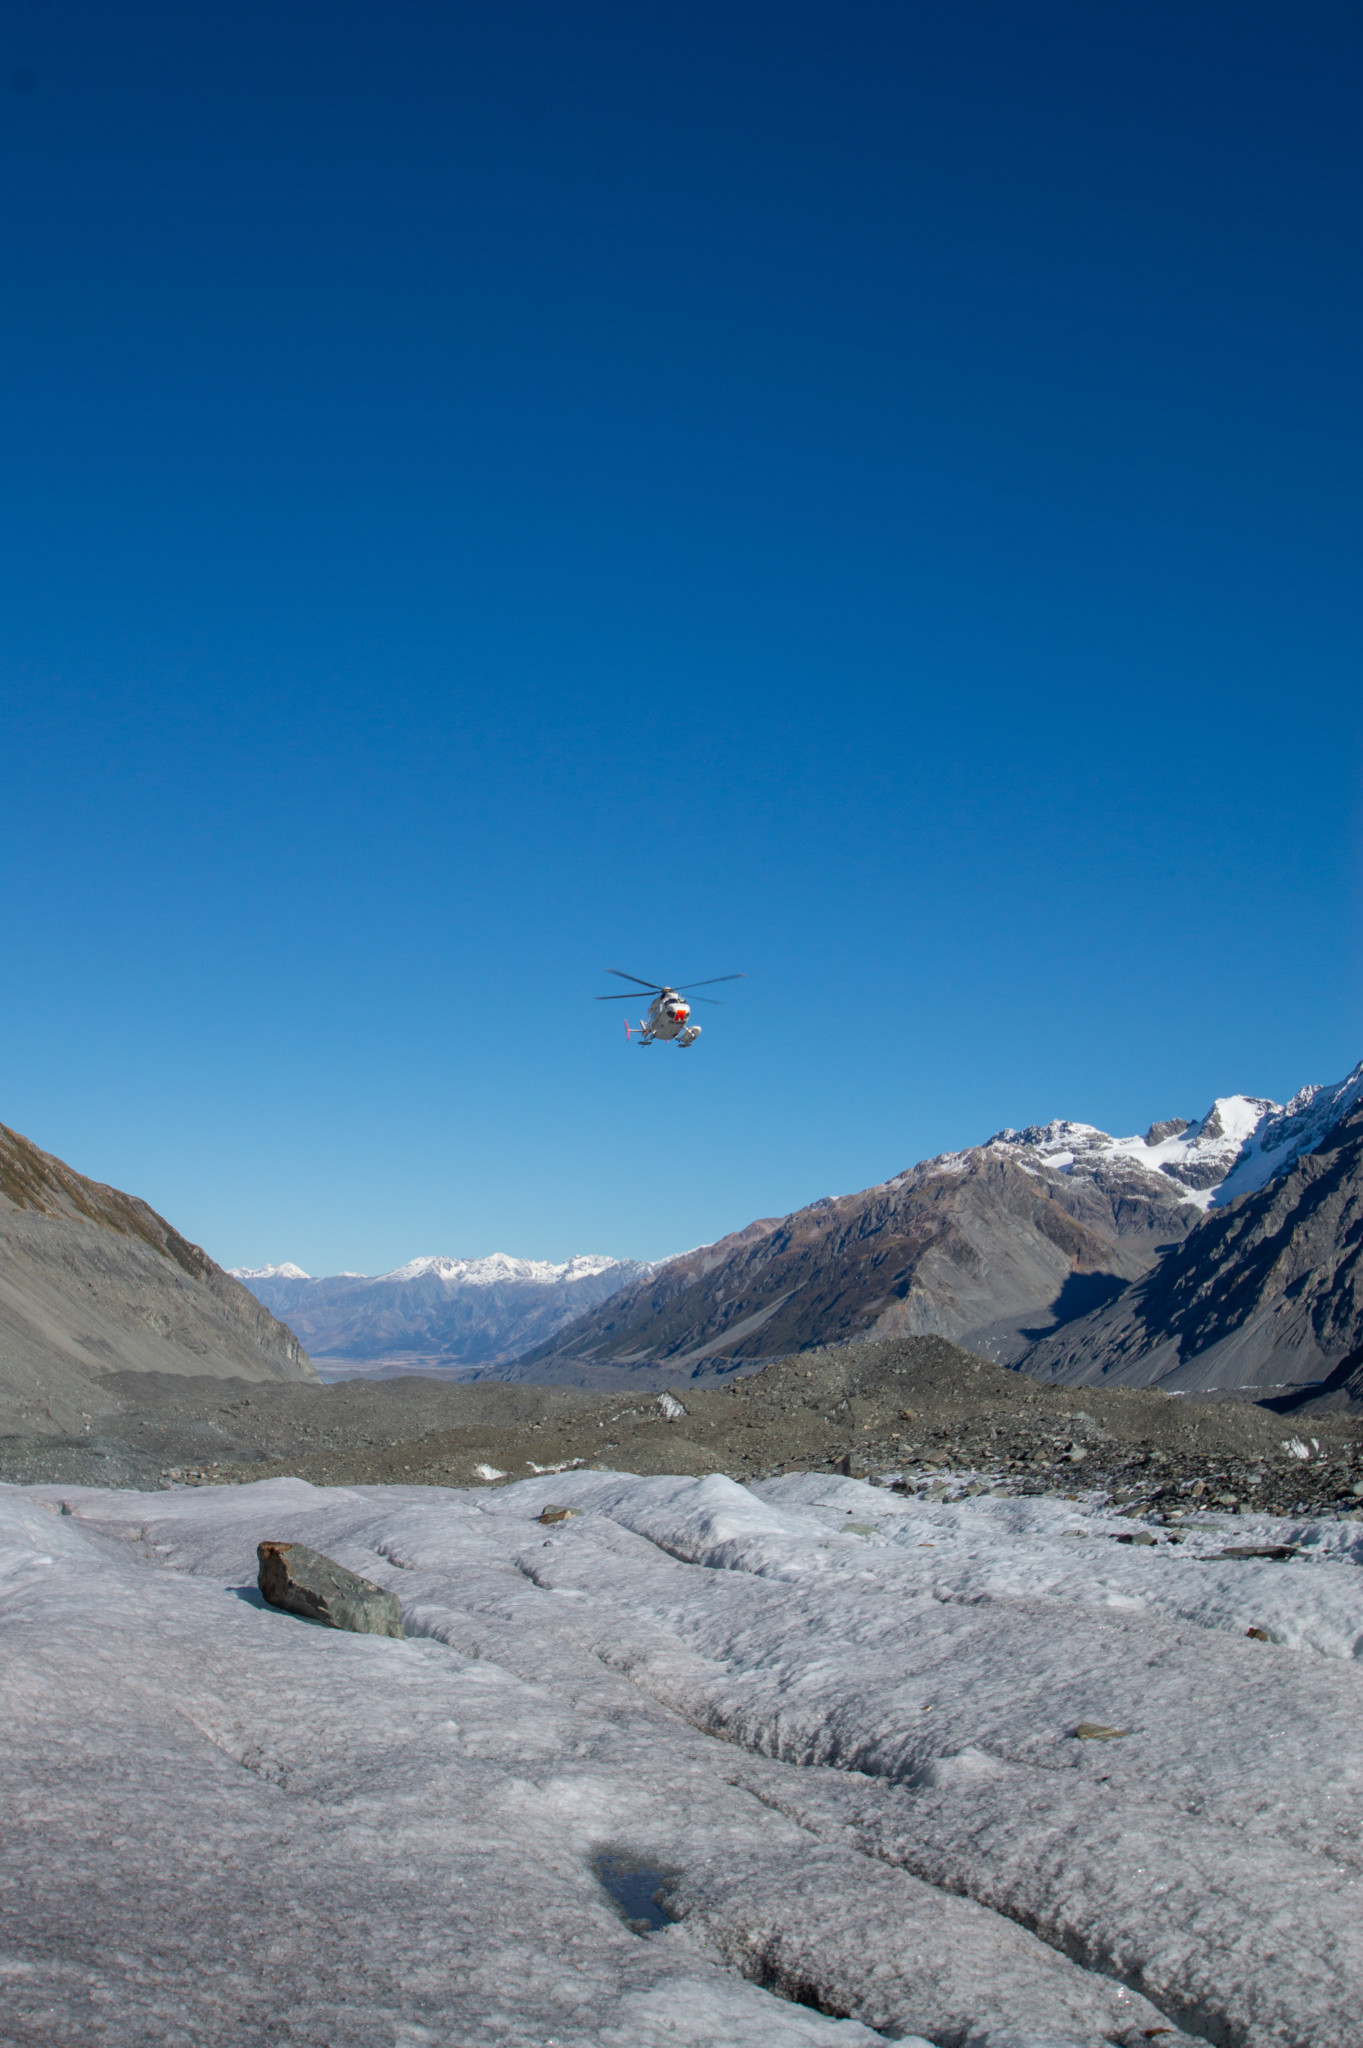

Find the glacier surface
[[4, 1466, 1361, 2046]]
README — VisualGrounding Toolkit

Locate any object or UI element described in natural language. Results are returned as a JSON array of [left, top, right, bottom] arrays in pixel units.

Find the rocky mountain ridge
[[511, 1062, 1363, 1399], [509, 1142, 1204, 1383]]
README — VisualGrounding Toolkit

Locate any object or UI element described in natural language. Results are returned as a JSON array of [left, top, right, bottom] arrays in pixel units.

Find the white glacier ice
[[5, 1465, 1362, 2045]]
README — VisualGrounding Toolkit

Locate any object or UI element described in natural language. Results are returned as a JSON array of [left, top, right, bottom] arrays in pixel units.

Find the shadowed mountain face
[[507, 1152, 1202, 1384], [0, 1122, 316, 1436], [1023, 1101, 1363, 1405]]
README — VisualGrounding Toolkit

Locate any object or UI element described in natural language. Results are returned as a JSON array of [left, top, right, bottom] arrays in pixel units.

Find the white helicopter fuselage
[[633, 989, 701, 1047], [600, 966, 740, 1042]]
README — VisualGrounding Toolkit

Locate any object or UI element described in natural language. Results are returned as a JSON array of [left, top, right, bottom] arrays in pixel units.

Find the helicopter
[[595, 969, 744, 1047]]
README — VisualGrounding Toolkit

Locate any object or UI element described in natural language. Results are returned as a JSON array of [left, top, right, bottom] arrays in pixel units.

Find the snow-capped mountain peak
[[232, 1252, 660, 1376], [376, 1252, 630, 1288], [983, 1098, 1279, 1203], [1235, 1060, 1363, 1196], [230, 1262, 311, 1281], [973, 1058, 1363, 1210]]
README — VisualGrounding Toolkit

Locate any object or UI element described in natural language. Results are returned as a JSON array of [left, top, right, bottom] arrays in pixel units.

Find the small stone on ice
[[538, 1505, 576, 1524], [257, 1542, 404, 1637], [1075, 1721, 1130, 1741], [1245, 1626, 1271, 1641]]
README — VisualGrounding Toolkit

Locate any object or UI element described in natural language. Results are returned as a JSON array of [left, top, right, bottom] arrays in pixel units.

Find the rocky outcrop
[[0, 1121, 317, 1436], [257, 1541, 403, 1636], [1022, 1101, 1363, 1401]]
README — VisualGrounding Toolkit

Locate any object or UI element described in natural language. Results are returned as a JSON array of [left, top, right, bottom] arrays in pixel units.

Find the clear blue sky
[[2, 2, 1359, 1275]]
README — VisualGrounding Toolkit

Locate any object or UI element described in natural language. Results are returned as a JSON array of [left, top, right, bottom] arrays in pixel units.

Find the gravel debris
[[2, 1337, 1360, 1518]]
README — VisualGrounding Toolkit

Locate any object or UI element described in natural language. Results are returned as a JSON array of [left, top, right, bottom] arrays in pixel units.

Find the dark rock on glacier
[[257, 1541, 403, 1636]]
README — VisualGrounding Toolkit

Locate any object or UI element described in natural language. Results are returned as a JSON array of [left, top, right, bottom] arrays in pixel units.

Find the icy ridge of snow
[[1225, 1056, 1363, 1201], [380, 1251, 638, 1288], [229, 1261, 311, 1281], [880, 1056, 1363, 1212], [987, 1096, 1281, 1209]]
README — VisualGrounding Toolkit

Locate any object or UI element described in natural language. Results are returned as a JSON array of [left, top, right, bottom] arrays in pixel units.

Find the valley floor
[[2, 1338, 1360, 1523]]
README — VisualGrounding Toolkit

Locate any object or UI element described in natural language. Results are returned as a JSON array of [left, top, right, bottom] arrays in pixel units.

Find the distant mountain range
[[15, 1051, 1357, 1432], [0, 1121, 314, 1436], [509, 1061, 1363, 1404], [231, 1253, 657, 1379], [229, 1059, 1363, 1406]]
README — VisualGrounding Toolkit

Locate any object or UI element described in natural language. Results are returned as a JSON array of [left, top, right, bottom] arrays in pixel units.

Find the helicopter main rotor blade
[[605, 969, 664, 989], [676, 974, 745, 990], [596, 992, 724, 1004]]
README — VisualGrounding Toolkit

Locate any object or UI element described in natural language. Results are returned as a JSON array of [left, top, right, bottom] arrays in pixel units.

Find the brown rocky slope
[[507, 1143, 1202, 1384], [0, 1121, 317, 1436]]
